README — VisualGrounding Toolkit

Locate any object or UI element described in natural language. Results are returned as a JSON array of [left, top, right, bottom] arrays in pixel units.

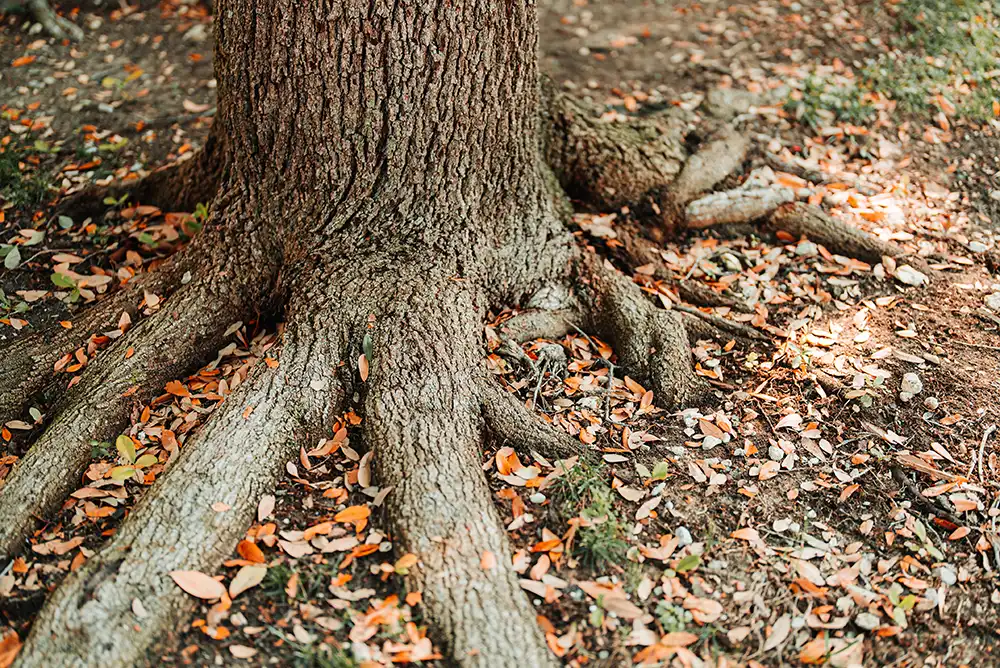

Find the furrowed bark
[[0, 274, 256, 559], [363, 281, 555, 667], [15, 323, 342, 668], [543, 82, 688, 211]]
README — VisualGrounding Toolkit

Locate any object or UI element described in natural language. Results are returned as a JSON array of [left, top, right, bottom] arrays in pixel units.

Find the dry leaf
[[169, 570, 226, 600]]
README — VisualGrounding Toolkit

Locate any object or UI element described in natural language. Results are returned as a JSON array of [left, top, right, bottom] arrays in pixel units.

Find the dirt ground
[[3, 0, 1000, 666]]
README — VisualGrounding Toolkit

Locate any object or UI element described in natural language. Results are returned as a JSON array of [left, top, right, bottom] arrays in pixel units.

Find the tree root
[[668, 125, 750, 206], [0, 258, 191, 429], [481, 383, 581, 459], [15, 324, 337, 667], [769, 202, 922, 268], [579, 259, 707, 406], [674, 303, 769, 342], [363, 282, 557, 667], [57, 121, 225, 222], [685, 186, 796, 229], [0, 275, 258, 559], [24, 0, 83, 41], [543, 83, 689, 212]]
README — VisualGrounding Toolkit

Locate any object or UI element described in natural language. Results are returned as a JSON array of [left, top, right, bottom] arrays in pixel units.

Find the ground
[[2, 0, 1000, 666]]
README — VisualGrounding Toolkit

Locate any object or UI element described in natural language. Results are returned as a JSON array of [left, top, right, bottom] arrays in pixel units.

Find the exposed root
[[24, 0, 83, 41], [668, 125, 751, 205], [15, 327, 337, 668], [579, 259, 707, 406], [57, 122, 225, 222], [481, 382, 581, 459], [0, 258, 191, 429], [685, 186, 797, 229], [0, 275, 259, 559], [674, 303, 769, 342], [769, 202, 921, 268], [543, 83, 688, 211], [363, 282, 555, 666]]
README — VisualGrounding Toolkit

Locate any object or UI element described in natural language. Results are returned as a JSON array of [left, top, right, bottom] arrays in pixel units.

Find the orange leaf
[[0, 629, 21, 668], [949, 527, 970, 541], [11, 55, 36, 67], [358, 354, 369, 381], [236, 539, 265, 563], [164, 380, 190, 397], [334, 505, 371, 523]]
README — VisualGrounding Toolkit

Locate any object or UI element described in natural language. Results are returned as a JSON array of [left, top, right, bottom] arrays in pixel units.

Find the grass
[[784, 75, 877, 129], [860, 0, 1000, 121], [550, 456, 630, 570], [0, 139, 54, 209]]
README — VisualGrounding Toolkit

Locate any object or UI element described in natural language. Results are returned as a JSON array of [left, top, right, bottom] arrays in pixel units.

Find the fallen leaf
[[169, 570, 226, 600]]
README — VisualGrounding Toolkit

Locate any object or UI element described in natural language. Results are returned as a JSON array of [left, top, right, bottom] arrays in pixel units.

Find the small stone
[[855, 612, 880, 631], [795, 240, 818, 257], [924, 396, 939, 410], [901, 373, 923, 396], [893, 264, 928, 287], [768, 445, 784, 461], [969, 241, 988, 253], [938, 566, 957, 586], [675, 526, 693, 546], [986, 292, 1000, 312], [529, 492, 546, 504]]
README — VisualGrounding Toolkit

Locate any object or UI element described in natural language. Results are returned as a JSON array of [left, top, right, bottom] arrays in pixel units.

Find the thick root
[[364, 281, 555, 667], [57, 122, 225, 222], [580, 259, 706, 407], [685, 186, 796, 228], [668, 125, 750, 205], [0, 275, 256, 559], [769, 202, 917, 267], [0, 259, 190, 429], [24, 0, 83, 40], [15, 324, 339, 667], [543, 83, 688, 211], [482, 383, 581, 459]]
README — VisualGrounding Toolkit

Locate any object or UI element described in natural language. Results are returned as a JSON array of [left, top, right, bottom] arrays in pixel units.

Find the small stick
[[970, 424, 996, 481]]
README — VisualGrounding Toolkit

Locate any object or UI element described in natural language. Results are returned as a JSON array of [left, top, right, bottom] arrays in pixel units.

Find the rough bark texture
[[0, 258, 190, 429], [543, 84, 688, 211], [0, 275, 252, 559]]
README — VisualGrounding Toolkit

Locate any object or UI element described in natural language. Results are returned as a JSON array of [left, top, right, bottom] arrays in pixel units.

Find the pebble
[[675, 526, 693, 546], [924, 396, 939, 410], [855, 612, 880, 631], [938, 566, 957, 586], [986, 292, 1000, 312], [529, 492, 546, 504]]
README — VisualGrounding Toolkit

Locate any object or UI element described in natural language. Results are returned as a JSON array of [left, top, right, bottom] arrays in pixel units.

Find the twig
[[952, 339, 1000, 353], [969, 424, 996, 481]]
